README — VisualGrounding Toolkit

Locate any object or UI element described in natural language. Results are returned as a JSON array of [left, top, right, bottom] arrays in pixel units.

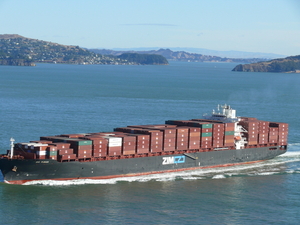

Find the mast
[[10, 137, 15, 159]]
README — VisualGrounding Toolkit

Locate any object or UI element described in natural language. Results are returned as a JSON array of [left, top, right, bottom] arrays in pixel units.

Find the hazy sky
[[1, 0, 299, 55]]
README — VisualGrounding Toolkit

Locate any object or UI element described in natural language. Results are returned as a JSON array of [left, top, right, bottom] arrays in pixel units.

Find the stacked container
[[238, 120, 259, 145], [268, 127, 279, 144], [130, 134, 150, 154], [66, 139, 93, 159], [200, 124, 213, 149], [117, 134, 136, 155], [156, 127, 177, 152], [46, 145, 58, 160], [212, 123, 225, 148], [224, 123, 235, 147], [52, 142, 76, 161], [188, 127, 201, 149], [270, 122, 288, 145], [131, 129, 163, 153], [258, 121, 270, 145], [104, 136, 123, 156], [14, 115, 288, 162], [176, 127, 189, 150], [83, 135, 108, 157]]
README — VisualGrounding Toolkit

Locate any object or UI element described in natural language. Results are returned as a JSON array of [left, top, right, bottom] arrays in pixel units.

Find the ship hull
[[0, 146, 286, 185]]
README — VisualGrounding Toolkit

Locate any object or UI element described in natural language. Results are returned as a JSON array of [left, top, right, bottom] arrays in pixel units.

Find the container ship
[[0, 104, 288, 185]]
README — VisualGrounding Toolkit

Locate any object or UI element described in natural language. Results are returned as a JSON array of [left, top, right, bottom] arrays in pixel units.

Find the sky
[[0, 0, 299, 56]]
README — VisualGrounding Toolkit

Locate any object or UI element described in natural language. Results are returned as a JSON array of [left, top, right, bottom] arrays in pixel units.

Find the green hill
[[0, 34, 168, 66], [232, 55, 300, 73]]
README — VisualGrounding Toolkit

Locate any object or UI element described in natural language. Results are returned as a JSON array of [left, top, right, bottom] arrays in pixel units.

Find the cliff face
[[232, 55, 300, 73]]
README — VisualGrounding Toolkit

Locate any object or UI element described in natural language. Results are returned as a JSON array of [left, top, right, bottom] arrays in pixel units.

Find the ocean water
[[0, 62, 299, 224]]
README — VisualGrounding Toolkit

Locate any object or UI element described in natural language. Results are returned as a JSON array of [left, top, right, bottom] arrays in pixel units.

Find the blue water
[[0, 62, 299, 224]]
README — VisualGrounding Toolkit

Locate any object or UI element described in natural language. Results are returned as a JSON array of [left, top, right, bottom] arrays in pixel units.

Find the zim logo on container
[[162, 156, 185, 165]]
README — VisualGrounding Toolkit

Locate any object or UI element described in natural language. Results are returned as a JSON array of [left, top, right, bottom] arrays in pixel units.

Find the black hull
[[0, 146, 286, 184]]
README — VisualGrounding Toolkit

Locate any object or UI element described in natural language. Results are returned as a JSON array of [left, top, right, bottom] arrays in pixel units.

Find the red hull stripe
[[5, 160, 264, 185]]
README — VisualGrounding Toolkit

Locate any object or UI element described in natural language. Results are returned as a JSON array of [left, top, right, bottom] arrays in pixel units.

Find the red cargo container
[[107, 144, 122, 150], [259, 121, 269, 132], [132, 130, 163, 148], [258, 133, 268, 144], [189, 139, 200, 149], [73, 145, 93, 152], [238, 121, 259, 132], [270, 122, 289, 132], [224, 137, 235, 146], [93, 152, 106, 157], [202, 128, 212, 133], [269, 127, 278, 132], [163, 138, 176, 151], [248, 140, 258, 145], [47, 145, 58, 152], [131, 134, 150, 154], [176, 143, 188, 150], [189, 127, 201, 149], [213, 127, 225, 133], [108, 146, 122, 156], [213, 135, 224, 141], [77, 152, 92, 159], [176, 127, 189, 139], [137, 139, 150, 145], [201, 141, 212, 148], [93, 143, 107, 151], [189, 127, 201, 137], [269, 131, 278, 136], [151, 144, 163, 153], [93, 146, 107, 156], [58, 154, 76, 161], [76, 149, 92, 155], [122, 150, 136, 155], [84, 136, 108, 145], [225, 122, 235, 130], [201, 136, 212, 142], [58, 148, 74, 155], [59, 134, 86, 138], [213, 123, 225, 131], [151, 127, 177, 139], [213, 131, 224, 137], [123, 144, 136, 154], [151, 137, 163, 145], [52, 142, 71, 149], [268, 134, 278, 142], [115, 135, 136, 154], [213, 139, 224, 147], [244, 133, 258, 140], [136, 144, 150, 154]]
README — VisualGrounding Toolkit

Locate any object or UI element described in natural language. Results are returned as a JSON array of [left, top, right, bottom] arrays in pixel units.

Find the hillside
[[232, 55, 300, 73], [90, 48, 266, 63], [0, 34, 168, 66]]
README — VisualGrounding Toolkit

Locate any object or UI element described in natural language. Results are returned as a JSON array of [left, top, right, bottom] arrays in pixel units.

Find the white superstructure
[[204, 104, 247, 149]]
